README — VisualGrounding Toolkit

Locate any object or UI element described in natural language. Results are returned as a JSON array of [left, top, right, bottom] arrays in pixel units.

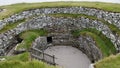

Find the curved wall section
[[0, 15, 119, 56], [0, 7, 120, 30]]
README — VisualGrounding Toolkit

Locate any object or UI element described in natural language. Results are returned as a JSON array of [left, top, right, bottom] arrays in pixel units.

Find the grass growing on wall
[[50, 13, 120, 35], [0, 2, 120, 20], [0, 19, 26, 34], [16, 29, 47, 50], [0, 2, 120, 68], [71, 28, 116, 57]]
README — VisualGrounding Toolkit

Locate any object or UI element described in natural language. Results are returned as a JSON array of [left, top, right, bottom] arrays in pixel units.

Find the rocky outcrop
[[0, 7, 120, 30], [0, 15, 119, 56]]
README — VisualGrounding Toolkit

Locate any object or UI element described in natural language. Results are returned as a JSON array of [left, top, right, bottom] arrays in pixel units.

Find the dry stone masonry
[[31, 34, 102, 63], [31, 36, 55, 65], [0, 7, 120, 64], [76, 35, 102, 62], [0, 7, 120, 30], [0, 15, 119, 56], [32, 37, 50, 50]]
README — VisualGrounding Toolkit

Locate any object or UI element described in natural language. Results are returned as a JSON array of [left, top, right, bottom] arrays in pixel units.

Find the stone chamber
[[0, 6, 120, 68]]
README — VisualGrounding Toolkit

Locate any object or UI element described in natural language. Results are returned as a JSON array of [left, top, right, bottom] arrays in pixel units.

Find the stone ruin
[[0, 7, 120, 30], [0, 7, 120, 64], [31, 33, 102, 63]]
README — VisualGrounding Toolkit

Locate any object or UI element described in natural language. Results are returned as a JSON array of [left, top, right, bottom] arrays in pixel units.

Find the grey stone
[[0, 15, 119, 56]]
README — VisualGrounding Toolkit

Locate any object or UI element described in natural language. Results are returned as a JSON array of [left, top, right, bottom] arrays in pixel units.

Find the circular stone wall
[[44, 46, 91, 68]]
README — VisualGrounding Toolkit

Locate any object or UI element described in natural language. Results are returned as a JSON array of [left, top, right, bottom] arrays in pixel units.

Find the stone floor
[[45, 46, 91, 68]]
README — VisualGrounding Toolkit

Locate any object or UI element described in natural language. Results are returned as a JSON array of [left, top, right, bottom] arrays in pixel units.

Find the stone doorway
[[47, 36, 52, 43]]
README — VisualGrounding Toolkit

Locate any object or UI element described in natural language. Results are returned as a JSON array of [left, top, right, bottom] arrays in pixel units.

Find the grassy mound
[[0, 60, 55, 68], [95, 54, 120, 68], [0, 52, 56, 68], [0, 52, 29, 62], [0, 2, 120, 68]]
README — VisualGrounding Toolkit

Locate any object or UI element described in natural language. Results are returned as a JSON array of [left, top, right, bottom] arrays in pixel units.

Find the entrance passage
[[45, 46, 91, 68], [47, 36, 52, 43]]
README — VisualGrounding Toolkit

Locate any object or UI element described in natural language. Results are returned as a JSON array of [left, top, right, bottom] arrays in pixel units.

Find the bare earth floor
[[45, 46, 91, 68]]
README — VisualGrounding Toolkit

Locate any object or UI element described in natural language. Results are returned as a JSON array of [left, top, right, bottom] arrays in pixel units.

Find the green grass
[[0, 29, 55, 68], [0, 52, 29, 62], [95, 54, 120, 68], [0, 2, 120, 20], [0, 60, 56, 68], [0, 52, 56, 68], [16, 29, 47, 50], [71, 28, 116, 57], [0, 2, 120, 68], [0, 3, 120, 37], [0, 19, 25, 34]]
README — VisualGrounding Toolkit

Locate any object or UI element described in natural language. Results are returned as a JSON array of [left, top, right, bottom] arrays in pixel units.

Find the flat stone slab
[[45, 46, 91, 68]]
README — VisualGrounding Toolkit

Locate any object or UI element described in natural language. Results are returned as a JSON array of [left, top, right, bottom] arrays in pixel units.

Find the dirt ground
[[45, 46, 91, 68]]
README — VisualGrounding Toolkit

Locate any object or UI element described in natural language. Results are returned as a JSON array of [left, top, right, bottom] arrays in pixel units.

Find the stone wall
[[31, 36, 55, 65], [19, 16, 119, 49], [32, 37, 49, 50], [0, 15, 119, 56], [75, 35, 102, 62], [31, 34, 102, 62], [0, 30, 19, 55], [48, 33, 74, 45], [0, 7, 120, 30]]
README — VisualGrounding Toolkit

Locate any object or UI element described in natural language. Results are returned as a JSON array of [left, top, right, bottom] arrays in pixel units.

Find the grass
[[16, 29, 47, 50], [0, 2, 120, 20], [0, 19, 25, 34], [0, 2, 120, 68], [95, 54, 120, 68], [0, 52, 29, 62], [0, 60, 56, 68], [0, 52, 56, 68], [71, 28, 116, 57], [0, 3, 120, 37]]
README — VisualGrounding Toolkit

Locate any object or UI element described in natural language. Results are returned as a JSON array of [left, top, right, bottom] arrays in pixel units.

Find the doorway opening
[[47, 36, 52, 43]]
